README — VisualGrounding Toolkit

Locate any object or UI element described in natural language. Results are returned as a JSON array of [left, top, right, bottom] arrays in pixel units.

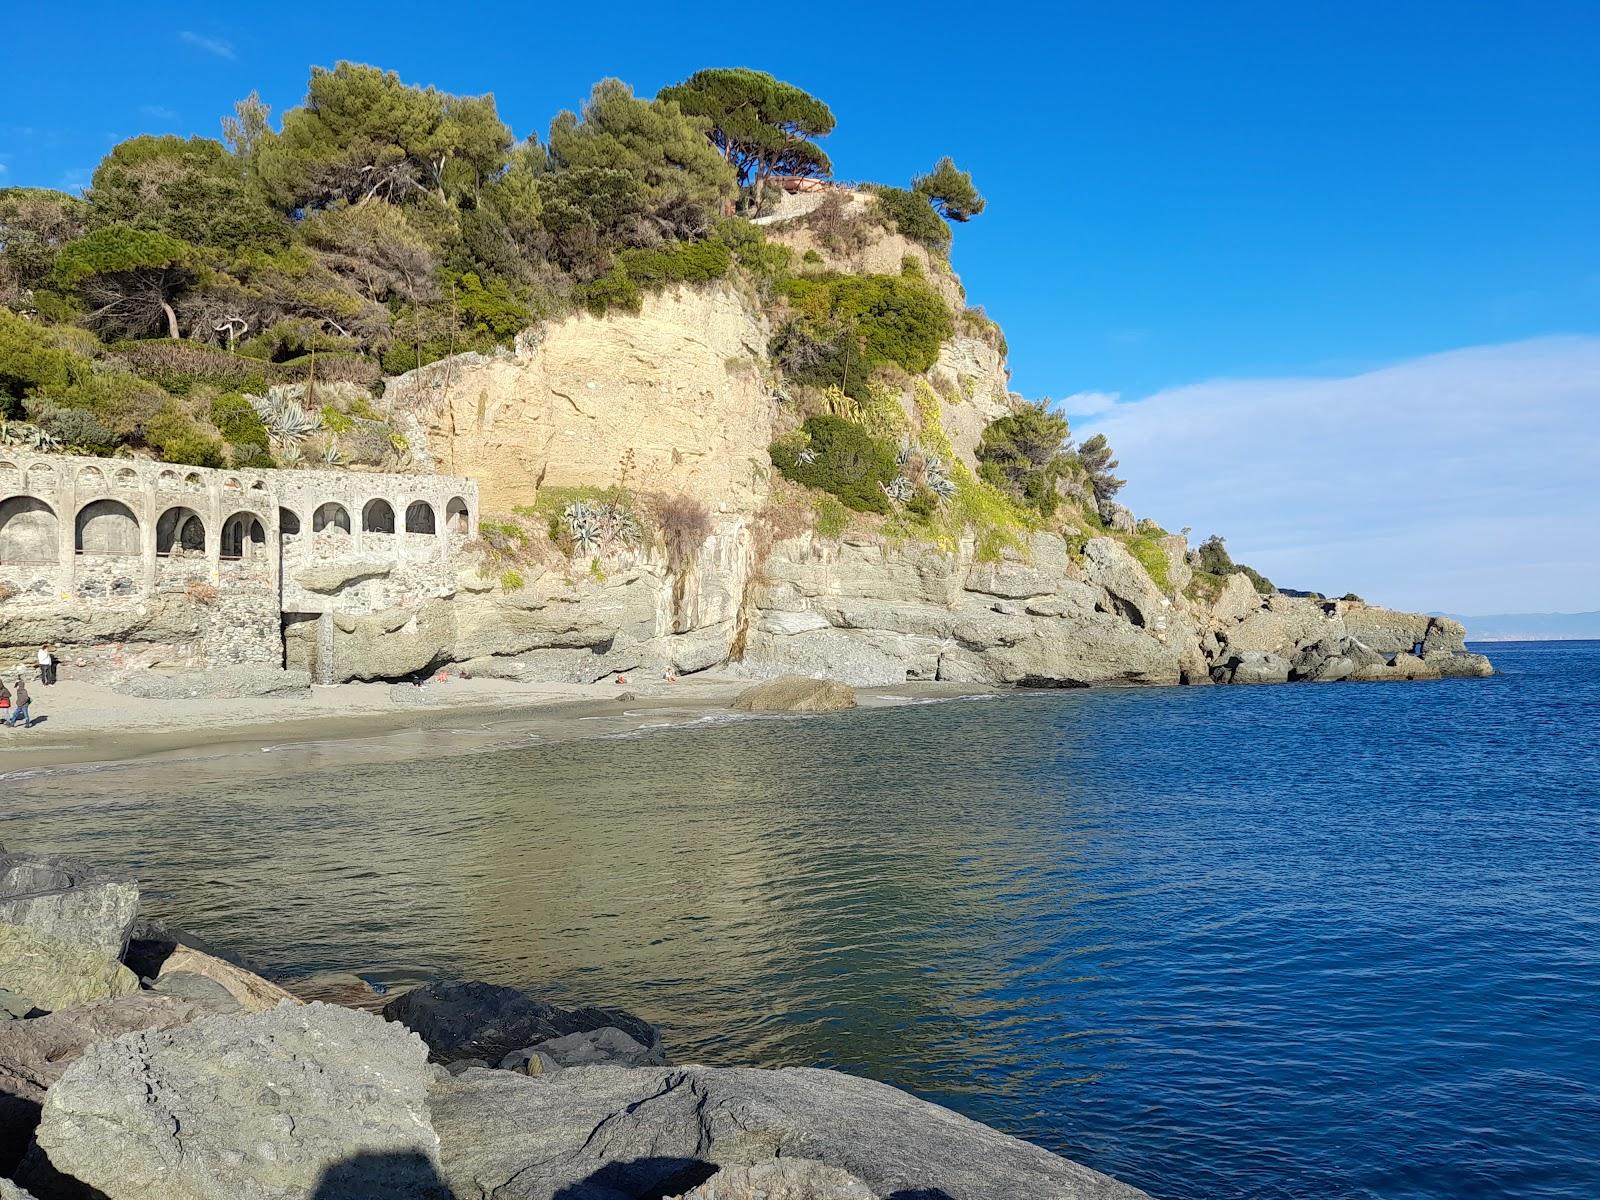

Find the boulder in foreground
[[731, 676, 858, 713], [33, 1002, 447, 1200], [431, 1063, 1149, 1200], [670, 1158, 876, 1199]]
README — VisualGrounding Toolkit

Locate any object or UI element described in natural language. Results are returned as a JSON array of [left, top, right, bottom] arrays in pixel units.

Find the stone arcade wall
[[0, 451, 478, 670]]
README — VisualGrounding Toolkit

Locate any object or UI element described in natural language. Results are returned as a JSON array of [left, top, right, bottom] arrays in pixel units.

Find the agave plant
[[561, 500, 641, 557], [249, 386, 321, 446], [891, 442, 955, 506], [883, 475, 915, 503], [321, 441, 342, 465]]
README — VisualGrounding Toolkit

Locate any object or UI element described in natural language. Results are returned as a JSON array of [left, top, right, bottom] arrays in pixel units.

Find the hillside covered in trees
[[0, 60, 1280, 602]]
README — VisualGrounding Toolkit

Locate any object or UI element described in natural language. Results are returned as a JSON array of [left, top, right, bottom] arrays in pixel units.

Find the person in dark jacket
[[5, 679, 31, 728]]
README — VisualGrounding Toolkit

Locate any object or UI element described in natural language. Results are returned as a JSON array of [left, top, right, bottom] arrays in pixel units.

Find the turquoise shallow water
[[5, 641, 1598, 1200]]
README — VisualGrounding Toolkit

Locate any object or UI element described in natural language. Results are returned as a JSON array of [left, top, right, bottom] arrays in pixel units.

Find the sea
[[5, 640, 1597, 1200]]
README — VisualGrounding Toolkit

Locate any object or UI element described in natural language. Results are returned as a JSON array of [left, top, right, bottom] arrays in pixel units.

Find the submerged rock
[[0, 853, 140, 960], [0, 922, 138, 1014], [499, 1024, 666, 1075], [382, 979, 662, 1068], [431, 1063, 1149, 1200], [731, 676, 858, 713], [33, 1002, 447, 1200]]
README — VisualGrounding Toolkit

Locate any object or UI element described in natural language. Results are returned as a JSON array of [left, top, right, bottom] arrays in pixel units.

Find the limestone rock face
[[111, 666, 310, 700], [0, 992, 206, 1171], [34, 1002, 447, 1200], [731, 676, 858, 713], [387, 284, 775, 514], [670, 1159, 878, 1200], [0, 853, 139, 959], [291, 558, 392, 594], [0, 922, 138, 1014], [0, 1179, 38, 1200], [431, 1064, 1150, 1200]]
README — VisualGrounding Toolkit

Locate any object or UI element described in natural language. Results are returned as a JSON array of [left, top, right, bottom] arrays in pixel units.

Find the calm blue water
[[5, 641, 1598, 1200]]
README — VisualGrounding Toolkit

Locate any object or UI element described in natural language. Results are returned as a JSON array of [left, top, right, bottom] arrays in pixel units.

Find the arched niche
[[77, 465, 106, 490], [75, 499, 140, 556], [114, 466, 139, 489], [312, 502, 350, 534], [26, 463, 57, 491], [156, 506, 206, 556], [221, 511, 266, 560], [404, 500, 436, 535], [0, 496, 60, 563], [280, 507, 302, 536], [362, 498, 395, 534], [445, 496, 469, 534]]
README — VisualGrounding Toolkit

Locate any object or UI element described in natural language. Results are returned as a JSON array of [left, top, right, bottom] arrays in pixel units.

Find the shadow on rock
[[549, 1156, 718, 1200], [308, 1150, 452, 1199]]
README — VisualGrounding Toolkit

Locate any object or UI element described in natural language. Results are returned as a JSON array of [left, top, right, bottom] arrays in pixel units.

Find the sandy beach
[[0, 672, 993, 775]]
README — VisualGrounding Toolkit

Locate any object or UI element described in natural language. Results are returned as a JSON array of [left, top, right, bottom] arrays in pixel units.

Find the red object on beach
[[435, 671, 448, 683], [616, 675, 627, 684]]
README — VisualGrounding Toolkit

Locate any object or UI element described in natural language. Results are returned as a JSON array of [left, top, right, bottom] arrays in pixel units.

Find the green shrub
[[23, 398, 115, 453], [145, 401, 225, 467], [812, 493, 850, 538], [576, 237, 734, 315], [56, 368, 168, 437], [0, 309, 90, 414], [770, 414, 897, 513], [209, 391, 271, 454], [775, 272, 953, 398], [865, 185, 951, 254], [1127, 531, 1174, 593], [109, 339, 268, 395], [500, 568, 525, 592], [453, 271, 532, 343], [976, 403, 1072, 516]]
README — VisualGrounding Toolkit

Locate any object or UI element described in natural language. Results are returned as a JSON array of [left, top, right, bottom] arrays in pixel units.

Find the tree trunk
[[162, 301, 180, 340]]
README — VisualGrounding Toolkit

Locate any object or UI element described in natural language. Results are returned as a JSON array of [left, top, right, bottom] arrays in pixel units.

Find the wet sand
[[0, 673, 993, 775]]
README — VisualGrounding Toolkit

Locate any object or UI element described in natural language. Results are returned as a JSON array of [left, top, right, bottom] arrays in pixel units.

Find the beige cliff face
[[385, 284, 776, 514], [929, 335, 1016, 471], [757, 190, 967, 311]]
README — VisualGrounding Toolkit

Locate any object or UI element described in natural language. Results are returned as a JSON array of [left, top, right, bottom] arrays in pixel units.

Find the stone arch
[[221, 511, 266, 560], [312, 502, 351, 534], [183, 471, 205, 492], [114, 466, 139, 489], [404, 500, 436, 535], [156, 506, 206, 556], [75, 499, 140, 556], [249, 479, 269, 493], [157, 469, 181, 491], [0, 462, 18, 489], [0, 496, 60, 563], [222, 476, 243, 492], [26, 462, 57, 491], [279, 507, 302, 536], [445, 496, 469, 534], [362, 498, 395, 534], [77, 465, 106, 490]]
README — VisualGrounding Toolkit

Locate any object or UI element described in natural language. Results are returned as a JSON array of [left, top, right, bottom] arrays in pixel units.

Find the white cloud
[[179, 31, 234, 59], [1060, 390, 1120, 419], [139, 105, 178, 120], [1074, 337, 1600, 613]]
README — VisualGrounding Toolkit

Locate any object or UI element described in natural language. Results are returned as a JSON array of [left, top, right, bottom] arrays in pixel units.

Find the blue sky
[[2, 2, 1597, 612]]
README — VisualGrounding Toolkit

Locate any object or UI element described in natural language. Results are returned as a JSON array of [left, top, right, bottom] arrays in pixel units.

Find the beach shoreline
[[0, 673, 997, 775]]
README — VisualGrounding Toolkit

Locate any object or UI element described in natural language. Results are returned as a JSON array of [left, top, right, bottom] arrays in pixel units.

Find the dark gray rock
[[0, 992, 206, 1172], [149, 970, 243, 1014], [33, 1002, 447, 1200], [382, 980, 662, 1067], [1222, 650, 1291, 685], [0, 853, 139, 960], [432, 1064, 1149, 1200], [1424, 650, 1494, 678], [498, 1025, 667, 1075]]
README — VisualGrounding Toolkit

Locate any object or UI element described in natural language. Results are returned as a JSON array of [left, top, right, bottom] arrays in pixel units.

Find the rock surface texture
[[0, 992, 206, 1170], [430, 1064, 1150, 1200], [730, 676, 858, 713], [0, 922, 139, 1014], [33, 1002, 447, 1200], [669, 1159, 878, 1200], [0, 854, 140, 960]]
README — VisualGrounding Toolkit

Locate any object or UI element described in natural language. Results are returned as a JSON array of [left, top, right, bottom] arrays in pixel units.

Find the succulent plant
[[561, 499, 641, 558], [250, 387, 321, 446]]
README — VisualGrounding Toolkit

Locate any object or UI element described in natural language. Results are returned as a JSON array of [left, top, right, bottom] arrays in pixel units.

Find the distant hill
[[1441, 612, 1600, 641]]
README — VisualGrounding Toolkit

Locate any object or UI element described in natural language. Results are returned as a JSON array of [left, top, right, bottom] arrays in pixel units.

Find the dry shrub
[[186, 581, 219, 606], [803, 193, 872, 256], [652, 493, 713, 576], [0, 582, 18, 603]]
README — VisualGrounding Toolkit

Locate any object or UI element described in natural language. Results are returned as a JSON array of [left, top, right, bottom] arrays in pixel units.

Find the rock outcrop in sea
[[0, 850, 1153, 1199]]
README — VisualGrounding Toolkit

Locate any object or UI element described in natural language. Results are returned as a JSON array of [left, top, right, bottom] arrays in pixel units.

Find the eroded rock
[[0, 922, 138, 1014], [0, 853, 139, 960], [731, 676, 858, 713]]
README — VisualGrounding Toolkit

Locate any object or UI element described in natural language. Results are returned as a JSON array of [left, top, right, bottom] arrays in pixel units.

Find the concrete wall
[[0, 451, 478, 669]]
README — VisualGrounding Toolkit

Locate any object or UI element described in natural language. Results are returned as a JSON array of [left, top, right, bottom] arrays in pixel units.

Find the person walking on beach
[[5, 679, 32, 729], [37, 645, 55, 686]]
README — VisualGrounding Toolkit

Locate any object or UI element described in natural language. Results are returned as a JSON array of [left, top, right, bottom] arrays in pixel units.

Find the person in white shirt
[[36, 645, 55, 686]]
